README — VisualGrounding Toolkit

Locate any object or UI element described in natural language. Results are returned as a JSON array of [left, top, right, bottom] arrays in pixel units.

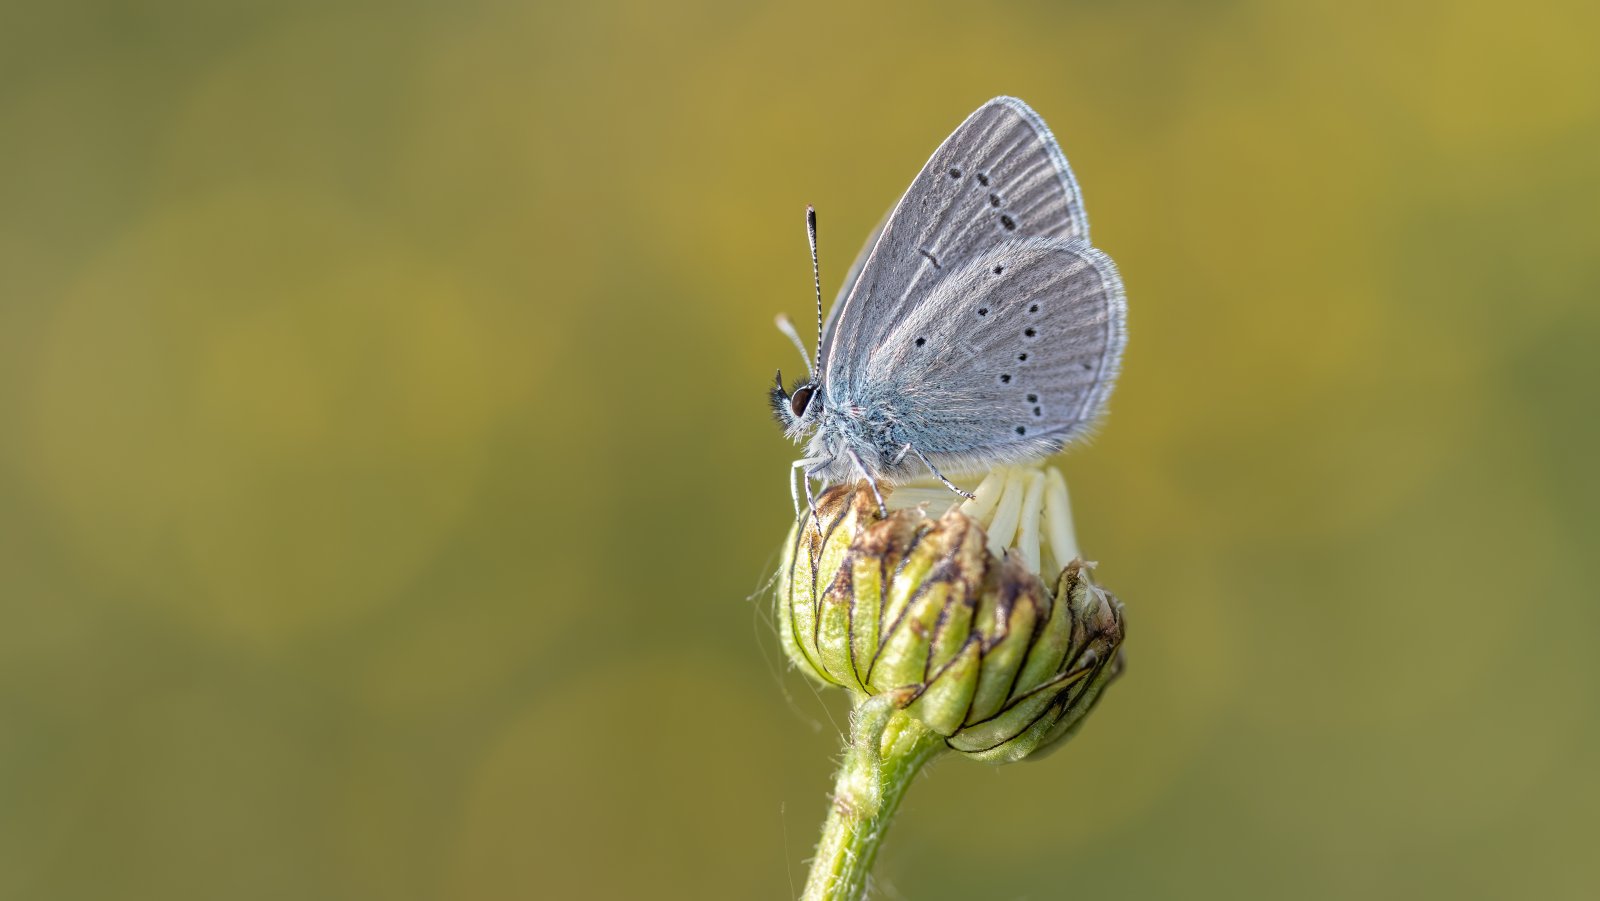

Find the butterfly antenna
[[806, 205, 824, 379], [774, 314, 813, 377]]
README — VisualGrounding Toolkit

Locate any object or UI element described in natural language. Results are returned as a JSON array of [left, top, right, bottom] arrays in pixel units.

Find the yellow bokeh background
[[3, 1, 1597, 898]]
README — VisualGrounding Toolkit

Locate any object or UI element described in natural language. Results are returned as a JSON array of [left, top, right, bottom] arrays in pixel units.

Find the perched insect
[[772, 96, 1127, 519]]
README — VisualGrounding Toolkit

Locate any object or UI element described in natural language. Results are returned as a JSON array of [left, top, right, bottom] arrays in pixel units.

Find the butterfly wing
[[864, 236, 1126, 475], [821, 210, 886, 344], [820, 96, 1093, 394]]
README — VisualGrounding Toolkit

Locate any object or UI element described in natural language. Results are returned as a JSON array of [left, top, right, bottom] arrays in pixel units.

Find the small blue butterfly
[[772, 96, 1127, 519]]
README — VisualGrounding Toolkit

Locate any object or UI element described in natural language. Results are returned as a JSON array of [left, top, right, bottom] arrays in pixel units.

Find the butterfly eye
[[790, 385, 817, 418]]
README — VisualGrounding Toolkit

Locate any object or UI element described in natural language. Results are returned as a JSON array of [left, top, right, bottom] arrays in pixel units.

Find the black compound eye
[[790, 384, 817, 417]]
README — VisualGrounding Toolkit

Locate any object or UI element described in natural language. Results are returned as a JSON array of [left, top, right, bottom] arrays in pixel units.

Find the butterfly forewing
[[821, 96, 1092, 392], [821, 212, 885, 343]]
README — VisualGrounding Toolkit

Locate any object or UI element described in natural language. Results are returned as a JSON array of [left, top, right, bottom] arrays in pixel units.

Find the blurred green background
[[3, 1, 1598, 898]]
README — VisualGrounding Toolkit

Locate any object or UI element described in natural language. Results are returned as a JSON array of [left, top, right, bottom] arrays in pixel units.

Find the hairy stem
[[801, 696, 946, 901]]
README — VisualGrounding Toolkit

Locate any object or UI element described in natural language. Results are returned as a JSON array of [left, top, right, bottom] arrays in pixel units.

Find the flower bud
[[777, 465, 1126, 763]]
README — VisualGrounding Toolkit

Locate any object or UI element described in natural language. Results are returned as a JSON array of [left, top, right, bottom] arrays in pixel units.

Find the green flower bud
[[778, 465, 1126, 764]]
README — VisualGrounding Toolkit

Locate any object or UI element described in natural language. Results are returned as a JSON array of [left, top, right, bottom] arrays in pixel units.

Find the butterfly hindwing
[[858, 237, 1126, 474]]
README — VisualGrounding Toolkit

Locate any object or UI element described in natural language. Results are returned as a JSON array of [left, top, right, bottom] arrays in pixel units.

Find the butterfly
[[771, 96, 1127, 518]]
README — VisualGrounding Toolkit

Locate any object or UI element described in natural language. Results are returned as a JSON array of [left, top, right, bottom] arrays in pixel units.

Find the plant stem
[[801, 696, 947, 901]]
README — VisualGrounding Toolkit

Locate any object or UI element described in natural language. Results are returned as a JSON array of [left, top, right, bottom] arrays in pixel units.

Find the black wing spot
[[1015, 425, 1027, 436], [1081, 361, 1092, 370], [948, 167, 962, 179], [992, 265, 1004, 275], [1000, 214, 1017, 231], [1024, 327, 1037, 338], [977, 307, 988, 317], [999, 374, 1012, 384], [1032, 406, 1043, 417], [1026, 393, 1038, 403], [915, 337, 927, 347], [976, 172, 990, 186], [989, 193, 1001, 208], [1017, 352, 1028, 362], [1029, 303, 1040, 313]]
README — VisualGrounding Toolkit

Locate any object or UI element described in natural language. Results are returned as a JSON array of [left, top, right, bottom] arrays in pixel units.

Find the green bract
[[778, 467, 1126, 764]]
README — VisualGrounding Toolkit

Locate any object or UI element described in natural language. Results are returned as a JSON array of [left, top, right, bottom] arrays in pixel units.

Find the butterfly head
[[771, 370, 824, 440]]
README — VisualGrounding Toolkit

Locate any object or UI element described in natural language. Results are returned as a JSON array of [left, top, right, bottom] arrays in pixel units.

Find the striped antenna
[[805, 206, 823, 379]]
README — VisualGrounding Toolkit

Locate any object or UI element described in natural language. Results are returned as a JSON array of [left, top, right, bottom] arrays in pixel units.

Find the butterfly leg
[[791, 458, 827, 535], [907, 444, 976, 501], [844, 447, 888, 518], [803, 474, 824, 537], [788, 460, 805, 520]]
